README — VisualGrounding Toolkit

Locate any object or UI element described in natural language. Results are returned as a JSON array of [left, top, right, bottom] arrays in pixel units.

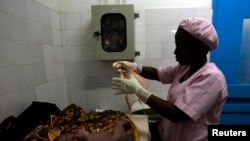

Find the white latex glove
[[112, 75, 152, 103], [112, 61, 143, 74]]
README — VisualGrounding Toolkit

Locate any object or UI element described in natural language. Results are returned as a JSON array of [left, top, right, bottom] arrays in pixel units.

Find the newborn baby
[[54, 118, 131, 141]]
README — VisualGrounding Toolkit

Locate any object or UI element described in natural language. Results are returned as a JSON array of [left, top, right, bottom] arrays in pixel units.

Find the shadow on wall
[[83, 61, 118, 90]]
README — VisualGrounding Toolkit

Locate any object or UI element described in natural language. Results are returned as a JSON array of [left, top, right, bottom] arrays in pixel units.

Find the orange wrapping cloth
[[23, 104, 140, 141]]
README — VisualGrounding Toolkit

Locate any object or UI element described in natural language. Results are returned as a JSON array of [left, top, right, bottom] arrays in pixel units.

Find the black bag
[[0, 101, 61, 141]]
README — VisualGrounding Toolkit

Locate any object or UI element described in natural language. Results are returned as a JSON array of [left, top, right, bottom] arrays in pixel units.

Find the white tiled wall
[[0, 0, 212, 122], [0, 0, 67, 122]]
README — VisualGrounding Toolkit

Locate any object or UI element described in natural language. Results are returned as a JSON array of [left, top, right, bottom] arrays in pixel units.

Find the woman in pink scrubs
[[112, 17, 228, 141]]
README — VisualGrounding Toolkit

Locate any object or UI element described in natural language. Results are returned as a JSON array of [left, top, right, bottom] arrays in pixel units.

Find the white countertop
[[127, 114, 150, 141]]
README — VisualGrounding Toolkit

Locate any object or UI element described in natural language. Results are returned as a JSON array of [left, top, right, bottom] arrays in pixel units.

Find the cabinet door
[[211, 0, 250, 124], [91, 5, 135, 60], [211, 0, 250, 84]]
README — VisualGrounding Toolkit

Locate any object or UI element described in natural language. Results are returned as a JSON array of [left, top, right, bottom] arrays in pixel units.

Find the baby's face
[[56, 133, 80, 141], [56, 129, 89, 141]]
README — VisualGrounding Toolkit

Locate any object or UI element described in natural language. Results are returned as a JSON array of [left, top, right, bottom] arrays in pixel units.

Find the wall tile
[[81, 12, 92, 29], [14, 41, 31, 65], [162, 8, 179, 26], [25, 0, 42, 23], [65, 62, 84, 76], [81, 29, 92, 45], [68, 46, 83, 61], [90, 0, 103, 5], [195, 8, 212, 21], [33, 63, 47, 84], [146, 43, 162, 59], [62, 46, 69, 61], [7, 0, 26, 18], [0, 91, 23, 121], [0, 67, 19, 95], [43, 44, 56, 63], [135, 27, 145, 43], [65, 29, 82, 45], [60, 0, 91, 13], [0, 11, 12, 39], [56, 62, 66, 78], [162, 42, 175, 59], [9, 15, 28, 41], [20, 87, 37, 109], [45, 62, 57, 81], [35, 83, 49, 101], [65, 13, 81, 29], [55, 46, 64, 62], [0, 0, 8, 12], [29, 43, 44, 64], [48, 80, 59, 98], [27, 21, 43, 43], [52, 29, 62, 45], [36, 0, 59, 11], [145, 9, 162, 26], [17, 65, 35, 88], [51, 10, 60, 29], [42, 25, 53, 44], [145, 26, 162, 43], [162, 25, 176, 43], [0, 39, 16, 67], [179, 8, 196, 22], [82, 45, 94, 61], [66, 76, 84, 92], [57, 78, 67, 94], [40, 6, 51, 26]]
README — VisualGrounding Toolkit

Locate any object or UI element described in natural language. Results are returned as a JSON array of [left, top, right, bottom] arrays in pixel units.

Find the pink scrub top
[[157, 62, 228, 141]]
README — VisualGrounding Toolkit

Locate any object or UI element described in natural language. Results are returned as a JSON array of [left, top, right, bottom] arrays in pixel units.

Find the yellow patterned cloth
[[23, 104, 140, 141]]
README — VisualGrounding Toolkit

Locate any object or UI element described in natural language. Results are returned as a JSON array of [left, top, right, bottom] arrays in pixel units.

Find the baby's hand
[[118, 118, 131, 130]]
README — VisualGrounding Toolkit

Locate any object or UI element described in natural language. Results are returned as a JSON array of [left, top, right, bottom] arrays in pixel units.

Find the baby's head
[[53, 128, 90, 141]]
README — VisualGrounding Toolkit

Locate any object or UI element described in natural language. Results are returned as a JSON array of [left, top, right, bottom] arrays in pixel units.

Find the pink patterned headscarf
[[178, 17, 219, 51]]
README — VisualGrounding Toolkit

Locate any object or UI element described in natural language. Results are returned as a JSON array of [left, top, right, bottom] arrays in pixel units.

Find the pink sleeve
[[157, 65, 180, 84]]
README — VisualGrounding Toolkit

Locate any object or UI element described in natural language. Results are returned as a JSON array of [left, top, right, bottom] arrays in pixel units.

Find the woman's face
[[174, 28, 205, 65]]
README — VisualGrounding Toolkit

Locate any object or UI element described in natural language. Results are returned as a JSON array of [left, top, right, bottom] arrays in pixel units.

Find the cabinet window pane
[[101, 13, 127, 52], [238, 18, 250, 83]]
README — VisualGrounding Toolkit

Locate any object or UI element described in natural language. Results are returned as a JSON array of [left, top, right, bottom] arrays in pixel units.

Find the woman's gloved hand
[[112, 75, 151, 103], [112, 61, 143, 74]]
